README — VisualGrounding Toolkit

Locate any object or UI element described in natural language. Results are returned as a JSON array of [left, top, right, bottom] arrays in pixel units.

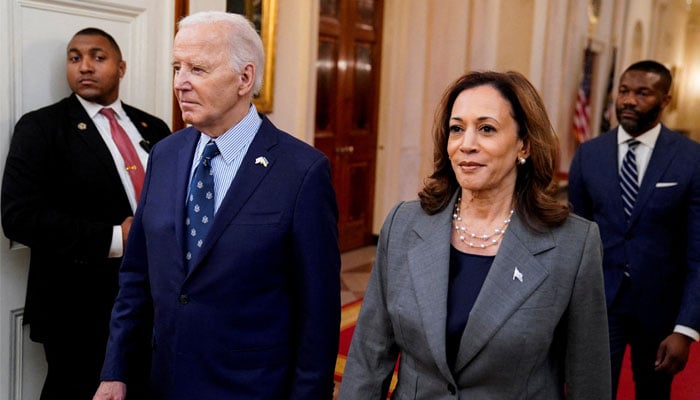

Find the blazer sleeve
[[564, 221, 612, 399], [288, 155, 342, 399], [1, 112, 114, 258], [338, 203, 403, 400]]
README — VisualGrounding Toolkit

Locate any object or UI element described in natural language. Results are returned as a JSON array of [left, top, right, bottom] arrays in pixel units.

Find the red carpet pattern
[[334, 299, 398, 398]]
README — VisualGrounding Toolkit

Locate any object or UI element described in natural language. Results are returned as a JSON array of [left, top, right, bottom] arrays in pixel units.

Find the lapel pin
[[255, 156, 269, 168], [139, 139, 152, 153], [141, 121, 148, 128], [77, 122, 87, 130], [513, 267, 523, 282]]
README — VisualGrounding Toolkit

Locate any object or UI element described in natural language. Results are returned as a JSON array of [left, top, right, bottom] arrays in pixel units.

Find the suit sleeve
[[288, 155, 342, 399], [1, 114, 114, 258], [337, 203, 402, 400], [567, 146, 593, 219], [678, 151, 700, 332], [564, 222, 612, 399]]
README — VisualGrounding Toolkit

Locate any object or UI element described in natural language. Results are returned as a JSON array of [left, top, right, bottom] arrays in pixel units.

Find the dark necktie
[[185, 141, 220, 267], [100, 108, 145, 200], [620, 139, 640, 220]]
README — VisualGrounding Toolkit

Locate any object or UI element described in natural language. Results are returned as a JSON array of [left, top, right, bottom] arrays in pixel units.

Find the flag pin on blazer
[[513, 267, 523, 282], [255, 156, 269, 167]]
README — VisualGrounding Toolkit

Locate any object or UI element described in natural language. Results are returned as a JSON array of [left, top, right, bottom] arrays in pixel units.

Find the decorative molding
[[9, 308, 25, 400], [17, 0, 144, 17], [9, 0, 147, 121]]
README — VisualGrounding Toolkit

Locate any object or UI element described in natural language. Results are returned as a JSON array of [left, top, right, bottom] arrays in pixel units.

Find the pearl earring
[[518, 157, 527, 165]]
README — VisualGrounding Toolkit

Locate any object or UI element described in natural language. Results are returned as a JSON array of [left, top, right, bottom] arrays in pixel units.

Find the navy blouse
[[446, 246, 494, 369]]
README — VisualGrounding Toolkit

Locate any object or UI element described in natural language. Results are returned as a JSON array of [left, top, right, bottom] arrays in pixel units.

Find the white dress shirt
[[76, 95, 149, 258]]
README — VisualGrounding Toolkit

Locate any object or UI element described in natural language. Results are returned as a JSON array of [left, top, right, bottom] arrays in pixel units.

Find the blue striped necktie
[[185, 140, 219, 267], [620, 139, 640, 220]]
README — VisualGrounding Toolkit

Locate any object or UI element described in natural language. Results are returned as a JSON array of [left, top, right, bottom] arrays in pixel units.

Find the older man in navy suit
[[94, 11, 340, 400], [569, 60, 700, 399]]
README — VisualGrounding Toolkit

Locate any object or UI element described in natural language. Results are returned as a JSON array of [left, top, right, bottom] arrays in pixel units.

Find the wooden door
[[315, 0, 383, 252]]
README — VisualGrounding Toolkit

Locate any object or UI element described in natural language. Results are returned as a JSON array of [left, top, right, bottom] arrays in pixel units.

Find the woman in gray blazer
[[339, 71, 610, 399]]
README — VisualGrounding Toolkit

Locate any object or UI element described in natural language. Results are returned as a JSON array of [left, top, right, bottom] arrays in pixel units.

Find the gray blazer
[[339, 195, 611, 399]]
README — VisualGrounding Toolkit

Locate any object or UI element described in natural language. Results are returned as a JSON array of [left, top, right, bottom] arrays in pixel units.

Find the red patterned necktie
[[100, 107, 145, 200]]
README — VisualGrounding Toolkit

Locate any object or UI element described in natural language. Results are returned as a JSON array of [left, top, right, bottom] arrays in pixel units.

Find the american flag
[[573, 47, 594, 143]]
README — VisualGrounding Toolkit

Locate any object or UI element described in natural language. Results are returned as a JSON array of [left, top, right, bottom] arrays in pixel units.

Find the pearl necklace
[[452, 196, 514, 249]]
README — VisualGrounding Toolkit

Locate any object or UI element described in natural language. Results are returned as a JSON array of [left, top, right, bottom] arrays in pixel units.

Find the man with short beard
[[569, 60, 700, 400]]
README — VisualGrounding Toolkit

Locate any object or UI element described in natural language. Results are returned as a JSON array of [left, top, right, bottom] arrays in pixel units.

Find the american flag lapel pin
[[255, 156, 269, 168], [513, 267, 523, 282]]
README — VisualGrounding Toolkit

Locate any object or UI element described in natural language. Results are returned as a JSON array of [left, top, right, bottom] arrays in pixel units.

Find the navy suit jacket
[[568, 125, 700, 335], [101, 116, 341, 399]]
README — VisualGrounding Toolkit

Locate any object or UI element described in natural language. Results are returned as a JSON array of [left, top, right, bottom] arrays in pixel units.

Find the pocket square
[[655, 182, 678, 188]]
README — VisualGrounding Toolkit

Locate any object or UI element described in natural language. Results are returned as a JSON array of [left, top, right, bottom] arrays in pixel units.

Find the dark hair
[[73, 27, 122, 59], [624, 60, 672, 94], [418, 71, 568, 231]]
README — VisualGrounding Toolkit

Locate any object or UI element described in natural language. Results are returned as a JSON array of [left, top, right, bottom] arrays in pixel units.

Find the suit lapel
[[453, 214, 553, 372], [68, 95, 124, 187], [407, 193, 454, 381], [123, 104, 158, 151], [175, 128, 201, 270], [188, 119, 278, 270], [598, 130, 629, 225], [630, 127, 677, 224]]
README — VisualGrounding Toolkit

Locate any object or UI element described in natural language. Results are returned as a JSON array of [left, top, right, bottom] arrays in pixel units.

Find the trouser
[[40, 332, 150, 400], [41, 335, 106, 400], [608, 277, 673, 400]]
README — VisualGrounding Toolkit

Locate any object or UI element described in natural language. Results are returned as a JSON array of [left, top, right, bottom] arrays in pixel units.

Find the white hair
[[178, 11, 265, 94]]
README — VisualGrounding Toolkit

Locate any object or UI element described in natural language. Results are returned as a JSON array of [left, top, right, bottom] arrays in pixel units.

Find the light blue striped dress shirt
[[188, 105, 262, 213]]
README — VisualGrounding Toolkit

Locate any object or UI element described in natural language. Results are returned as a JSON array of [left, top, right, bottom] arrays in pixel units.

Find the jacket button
[[179, 294, 189, 304], [447, 383, 456, 395]]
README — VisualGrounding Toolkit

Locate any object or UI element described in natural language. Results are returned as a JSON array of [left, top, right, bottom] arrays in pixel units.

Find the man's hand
[[93, 381, 126, 400], [655, 332, 692, 375], [121, 217, 133, 249]]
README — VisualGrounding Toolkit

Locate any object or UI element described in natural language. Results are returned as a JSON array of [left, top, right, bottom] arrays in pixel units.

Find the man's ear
[[238, 63, 255, 97], [660, 93, 671, 110], [118, 60, 126, 79]]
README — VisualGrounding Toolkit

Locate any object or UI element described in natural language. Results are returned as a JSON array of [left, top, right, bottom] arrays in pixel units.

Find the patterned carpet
[[333, 298, 397, 399]]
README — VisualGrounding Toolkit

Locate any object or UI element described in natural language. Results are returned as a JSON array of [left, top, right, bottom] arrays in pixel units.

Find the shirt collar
[[75, 94, 125, 120], [196, 104, 262, 164], [617, 123, 661, 149]]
